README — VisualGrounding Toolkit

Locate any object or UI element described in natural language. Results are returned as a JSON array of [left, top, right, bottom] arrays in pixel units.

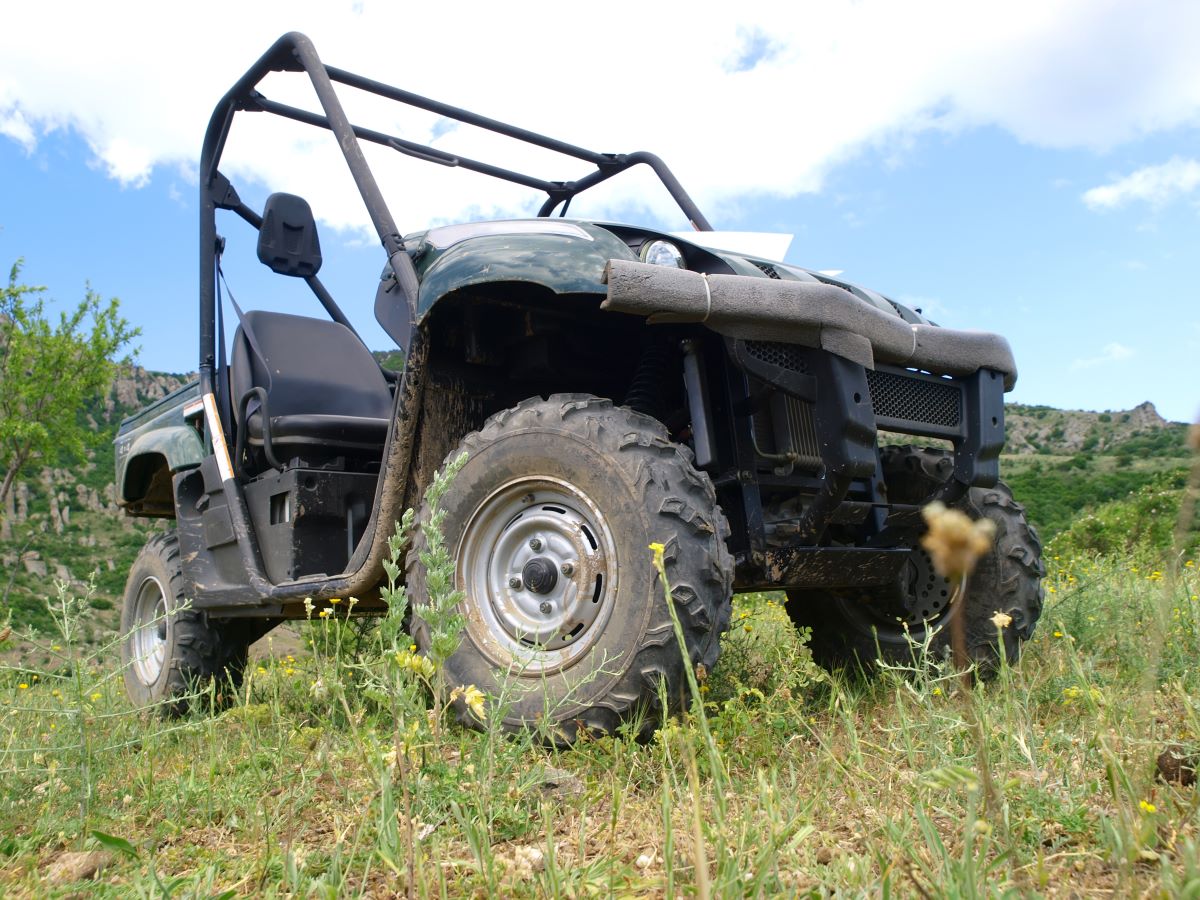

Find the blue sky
[[2, 2, 1198, 423]]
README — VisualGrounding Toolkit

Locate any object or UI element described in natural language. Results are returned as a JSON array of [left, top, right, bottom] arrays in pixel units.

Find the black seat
[[230, 310, 392, 460]]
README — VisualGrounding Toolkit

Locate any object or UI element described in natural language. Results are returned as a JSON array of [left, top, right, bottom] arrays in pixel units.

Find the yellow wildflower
[[90, 692, 101, 701], [1140, 800, 1157, 814], [330, 597, 342, 605], [17, 683, 28, 690], [1053, 630, 1064, 638], [394, 650, 435, 680], [450, 684, 487, 721], [318, 609, 330, 619]]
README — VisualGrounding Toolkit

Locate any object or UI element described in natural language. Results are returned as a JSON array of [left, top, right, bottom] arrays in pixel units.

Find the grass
[[2, 549, 1200, 896]]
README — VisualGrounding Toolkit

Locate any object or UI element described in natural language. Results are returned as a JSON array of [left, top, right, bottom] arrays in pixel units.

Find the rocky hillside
[[1004, 400, 1187, 456], [1, 366, 191, 635], [1001, 400, 1192, 539]]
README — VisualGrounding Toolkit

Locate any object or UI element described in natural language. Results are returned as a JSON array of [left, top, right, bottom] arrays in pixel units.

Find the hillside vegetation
[[1, 367, 184, 634], [1002, 401, 1192, 539]]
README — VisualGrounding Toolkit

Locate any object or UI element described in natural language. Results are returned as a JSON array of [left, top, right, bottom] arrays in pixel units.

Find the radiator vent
[[745, 340, 808, 374], [866, 369, 961, 428], [753, 390, 822, 470]]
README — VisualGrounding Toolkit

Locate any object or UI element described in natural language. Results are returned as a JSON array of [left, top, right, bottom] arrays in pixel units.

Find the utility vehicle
[[115, 32, 1043, 736]]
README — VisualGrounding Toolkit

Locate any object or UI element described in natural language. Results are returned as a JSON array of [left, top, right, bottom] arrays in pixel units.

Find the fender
[[413, 221, 638, 321], [118, 425, 205, 508]]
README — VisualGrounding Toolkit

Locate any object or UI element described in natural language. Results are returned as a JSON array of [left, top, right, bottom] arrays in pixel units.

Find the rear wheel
[[409, 394, 733, 741], [121, 532, 249, 713], [786, 446, 1044, 674]]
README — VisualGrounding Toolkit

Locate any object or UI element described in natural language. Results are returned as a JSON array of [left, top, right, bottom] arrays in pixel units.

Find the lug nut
[[529, 537, 543, 552], [539, 600, 552, 614], [508, 576, 522, 590], [560, 561, 575, 576]]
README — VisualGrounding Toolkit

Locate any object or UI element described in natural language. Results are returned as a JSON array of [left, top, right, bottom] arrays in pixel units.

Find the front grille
[[745, 340, 808, 373], [750, 261, 782, 279], [867, 369, 961, 428]]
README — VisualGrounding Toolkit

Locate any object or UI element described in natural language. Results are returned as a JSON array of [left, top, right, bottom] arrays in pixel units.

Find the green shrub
[[1048, 473, 1198, 561]]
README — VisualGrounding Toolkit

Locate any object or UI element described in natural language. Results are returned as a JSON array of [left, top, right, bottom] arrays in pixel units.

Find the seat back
[[230, 310, 392, 427]]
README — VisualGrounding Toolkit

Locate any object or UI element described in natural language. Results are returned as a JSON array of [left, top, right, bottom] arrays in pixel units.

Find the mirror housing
[[257, 193, 322, 277]]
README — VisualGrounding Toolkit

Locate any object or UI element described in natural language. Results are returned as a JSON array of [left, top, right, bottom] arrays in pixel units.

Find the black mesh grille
[[745, 340, 808, 373], [751, 261, 781, 279], [867, 370, 961, 428]]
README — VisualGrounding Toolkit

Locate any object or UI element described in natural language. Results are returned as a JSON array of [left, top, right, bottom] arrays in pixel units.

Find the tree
[[0, 260, 139, 505]]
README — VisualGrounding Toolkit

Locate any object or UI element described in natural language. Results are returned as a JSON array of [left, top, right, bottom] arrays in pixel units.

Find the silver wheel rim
[[458, 476, 618, 673], [131, 576, 168, 685]]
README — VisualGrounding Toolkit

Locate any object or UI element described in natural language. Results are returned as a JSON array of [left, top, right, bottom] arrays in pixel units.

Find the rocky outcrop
[[1127, 401, 1167, 430], [102, 365, 191, 417], [1005, 401, 1180, 455]]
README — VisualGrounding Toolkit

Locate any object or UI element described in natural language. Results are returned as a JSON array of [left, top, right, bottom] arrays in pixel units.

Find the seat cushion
[[245, 412, 390, 451], [229, 310, 394, 458], [230, 310, 393, 425]]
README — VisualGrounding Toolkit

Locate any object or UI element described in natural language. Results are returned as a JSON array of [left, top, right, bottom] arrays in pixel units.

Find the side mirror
[[257, 193, 322, 277]]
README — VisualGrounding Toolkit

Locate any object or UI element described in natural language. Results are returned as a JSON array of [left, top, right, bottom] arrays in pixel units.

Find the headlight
[[639, 240, 684, 268]]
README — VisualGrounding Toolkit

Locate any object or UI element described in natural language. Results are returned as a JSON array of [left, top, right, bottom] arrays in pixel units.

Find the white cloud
[[895, 294, 952, 322], [1082, 157, 1200, 210], [3, 1, 1200, 237], [1071, 342, 1134, 370]]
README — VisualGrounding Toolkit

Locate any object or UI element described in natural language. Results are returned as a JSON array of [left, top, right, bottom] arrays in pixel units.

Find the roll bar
[[197, 31, 712, 388]]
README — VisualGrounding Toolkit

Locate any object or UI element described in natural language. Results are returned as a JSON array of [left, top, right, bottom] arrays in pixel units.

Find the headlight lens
[[639, 240, 684, 268]]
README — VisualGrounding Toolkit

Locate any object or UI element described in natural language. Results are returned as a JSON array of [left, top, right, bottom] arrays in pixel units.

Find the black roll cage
[[198, 30, 713, 394]]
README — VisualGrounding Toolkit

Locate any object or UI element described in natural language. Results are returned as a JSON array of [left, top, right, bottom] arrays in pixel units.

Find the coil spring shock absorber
[[623, 334, 672, 421]]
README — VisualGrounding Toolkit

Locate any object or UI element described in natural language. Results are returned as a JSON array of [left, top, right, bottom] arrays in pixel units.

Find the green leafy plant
[[0, 260, 138, 504]]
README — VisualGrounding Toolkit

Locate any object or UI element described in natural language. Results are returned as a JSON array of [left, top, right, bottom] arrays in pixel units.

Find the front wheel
[[408, 394, 733, 741], [120, 532, 248, 713], [786, 446, 1045, 675]]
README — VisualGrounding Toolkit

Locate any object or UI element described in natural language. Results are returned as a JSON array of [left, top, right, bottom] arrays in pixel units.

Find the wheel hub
[[458, 476, 618, 672], [131, 576, 168, 686], [521, 557, 559, 595]]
